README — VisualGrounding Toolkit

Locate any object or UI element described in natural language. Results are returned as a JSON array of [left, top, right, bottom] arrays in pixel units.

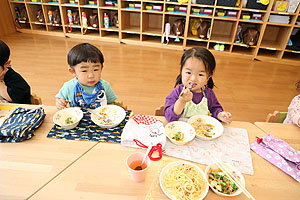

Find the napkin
[[121, 114, 166, 160], [251, 134, 300, 182]]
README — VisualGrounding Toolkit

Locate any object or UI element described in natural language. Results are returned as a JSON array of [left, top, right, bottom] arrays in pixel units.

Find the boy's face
[[69, 61, 102, 87]]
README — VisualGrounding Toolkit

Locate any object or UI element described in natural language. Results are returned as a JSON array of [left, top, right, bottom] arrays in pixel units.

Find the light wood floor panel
[[0, 33, 299, 123]]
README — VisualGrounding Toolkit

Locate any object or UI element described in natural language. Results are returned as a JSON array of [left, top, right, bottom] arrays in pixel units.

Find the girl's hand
[[56, 98, 69, 110], [179, 87, 193, 103], [217, 111, 232, 123]]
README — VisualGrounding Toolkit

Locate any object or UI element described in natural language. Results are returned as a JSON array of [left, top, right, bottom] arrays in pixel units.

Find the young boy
[[56, 43, 117, 110], [0, 40, 31, 104]]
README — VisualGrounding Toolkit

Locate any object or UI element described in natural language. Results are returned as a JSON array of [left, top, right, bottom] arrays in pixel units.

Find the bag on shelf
[[20, 8, 28, 22], [246, 0, 269, 10], [53, 9, 61, 24], [193, 0, 215, 5], [89, 14, 99, 28], [36, 9, 44, 23], [0, 107, 46, 143], [242, 27, 259, 46], [190, 18, 201, 36], [217, 0, 238, 7], [73, 11, 80, 25], [172, 19, 185, 36], [288, 0, 300, 13], [112, 13, 118, 28], [197, 21, 210, 39]]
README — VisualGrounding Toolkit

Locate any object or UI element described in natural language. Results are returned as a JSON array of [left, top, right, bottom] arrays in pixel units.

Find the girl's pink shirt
[[283, 94, 300, 127]]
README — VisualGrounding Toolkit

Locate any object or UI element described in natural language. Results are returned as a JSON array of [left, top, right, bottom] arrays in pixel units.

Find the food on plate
[[65, 117, 75, 124], [190, 118, 215, 138], [162, 163, 207, 200], [207, 168, 240, 195], [94, 106, 117, 125], [172, 131, 184, 141]]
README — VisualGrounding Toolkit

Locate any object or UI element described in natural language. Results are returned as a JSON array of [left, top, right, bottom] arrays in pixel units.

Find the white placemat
[[164, 126, 254, 175]]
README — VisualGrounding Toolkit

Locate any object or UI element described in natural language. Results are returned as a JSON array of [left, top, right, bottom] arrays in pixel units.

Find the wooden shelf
[[6, 0, 300, 65]]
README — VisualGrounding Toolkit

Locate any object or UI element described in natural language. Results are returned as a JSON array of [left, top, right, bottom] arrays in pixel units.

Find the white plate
[[165, 121, 196, 145], [205, 162, 245, 197], [187, 115, 223, 141], [91, 105, 126, 128], [159, 161, 209, 200]]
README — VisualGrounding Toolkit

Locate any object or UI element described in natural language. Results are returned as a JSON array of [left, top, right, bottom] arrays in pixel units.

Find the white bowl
[[187, 115, 223, 141], [91, 105, 126, 128], [53, 107, 83, 130], [205, 162, 245, 197], [160, 161, 209, 200], [165, 121, 196, 145]]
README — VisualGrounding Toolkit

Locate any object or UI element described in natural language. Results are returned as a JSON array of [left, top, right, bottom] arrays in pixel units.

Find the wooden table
[[28, 119, 300, 200], [0, 104, 98, 200]]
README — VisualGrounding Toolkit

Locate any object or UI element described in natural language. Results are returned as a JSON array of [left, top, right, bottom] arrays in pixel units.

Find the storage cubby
[[142, 13, 162, 35], [43, 0, 59, 4], [99, 9, 118, 30], [26, 4, 44, 23], [61, 6, 81, 29], [215, 8, 239, 20], [209, 42, 230, 52], [257, 48, 283, 59], [121, 32, 140, 41], [232, 44, 256, 56], [141, 34, 161, 44], [164, 14, 186, 38], [101, 29, 119, 39], [121, 11, 140, 33], [282, 51, 300, 61], [240, 10, 265, 23], [185, 39, 208, 48], [121, 0, 141, 10], [210, 19, 236, 43], [61, 0, 79, 6], [143, 2, 164, 13], [187, 17, 211, 40], [260, 25, 291, 49], [6, 0, 300, 65], [234, 22, 262, 46]]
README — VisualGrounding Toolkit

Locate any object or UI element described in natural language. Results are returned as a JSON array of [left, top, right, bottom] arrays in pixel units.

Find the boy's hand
[[179, 87, 193, 103], [56, 98, 69, 110], [217, 111, 232, 123]]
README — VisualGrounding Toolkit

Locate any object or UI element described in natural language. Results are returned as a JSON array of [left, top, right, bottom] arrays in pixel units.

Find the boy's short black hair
[[67, 43, 104, 68], [0, 40, 10, 67]]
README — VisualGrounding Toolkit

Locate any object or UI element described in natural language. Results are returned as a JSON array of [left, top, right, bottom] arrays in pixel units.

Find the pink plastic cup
[[126, 152, 150, 182]]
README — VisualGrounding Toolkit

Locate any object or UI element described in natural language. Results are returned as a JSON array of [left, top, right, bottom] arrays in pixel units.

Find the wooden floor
[[1, 33, 299, 123]]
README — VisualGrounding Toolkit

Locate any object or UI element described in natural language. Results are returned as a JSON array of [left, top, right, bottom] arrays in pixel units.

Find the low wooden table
[[29, 120, 300, 200], [0, 104, 98, 200]]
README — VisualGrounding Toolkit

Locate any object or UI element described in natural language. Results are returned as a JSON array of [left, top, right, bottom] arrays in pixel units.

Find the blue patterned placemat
[[47, 110, 132, 143]]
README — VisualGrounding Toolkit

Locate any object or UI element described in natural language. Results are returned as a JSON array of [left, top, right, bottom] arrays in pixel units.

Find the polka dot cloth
[[132, 114, 161, 125], [251, 134, 300, 183]]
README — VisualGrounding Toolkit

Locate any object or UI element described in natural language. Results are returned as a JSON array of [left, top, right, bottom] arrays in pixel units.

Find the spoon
[[135, 142, 153, 170]]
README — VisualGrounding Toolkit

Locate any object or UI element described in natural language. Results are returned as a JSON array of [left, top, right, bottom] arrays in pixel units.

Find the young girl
[[164, 47, 232, 123], [283, 80, 300, 127], [56, 43, 117, 110]]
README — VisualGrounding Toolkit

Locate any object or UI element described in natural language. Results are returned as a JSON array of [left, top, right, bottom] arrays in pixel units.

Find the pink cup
[[126, 152, 150, 182]]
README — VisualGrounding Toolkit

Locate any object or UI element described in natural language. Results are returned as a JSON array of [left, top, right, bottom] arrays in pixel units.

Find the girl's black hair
[[296, 80, 300, 91], [67, 43, 104, 68], [175, 47, 216, 89], [0, 40, 10, 67]]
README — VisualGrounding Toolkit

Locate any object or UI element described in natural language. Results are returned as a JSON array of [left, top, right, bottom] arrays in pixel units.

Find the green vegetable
[[172, 132, 182, 141]]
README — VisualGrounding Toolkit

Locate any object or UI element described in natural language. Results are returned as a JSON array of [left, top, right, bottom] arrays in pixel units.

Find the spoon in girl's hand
[[134, 142, 153, 170]]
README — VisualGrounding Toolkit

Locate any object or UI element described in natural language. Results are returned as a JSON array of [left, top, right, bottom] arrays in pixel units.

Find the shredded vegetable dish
[[172, 131, 184, 141], [190, 118, 215, 138], [208, 169, 239, 195], [65, 117, 75, 124]]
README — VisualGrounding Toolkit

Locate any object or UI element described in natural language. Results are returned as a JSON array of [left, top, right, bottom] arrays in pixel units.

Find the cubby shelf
[[7, 0, 300, 65]]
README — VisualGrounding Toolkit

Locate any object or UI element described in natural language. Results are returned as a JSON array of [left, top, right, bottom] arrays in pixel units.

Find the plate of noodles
[[187, 115, 223, 141], [91, 105, 126, 128], [159, 161, 209, 200]]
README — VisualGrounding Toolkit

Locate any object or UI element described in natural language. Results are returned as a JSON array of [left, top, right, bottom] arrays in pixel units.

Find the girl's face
[[181, 57, 211, 93], [69, 61, 102, 87]]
